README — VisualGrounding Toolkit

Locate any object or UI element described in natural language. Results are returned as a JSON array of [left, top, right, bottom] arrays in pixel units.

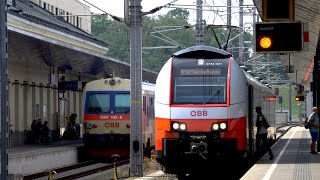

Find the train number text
[[100, 115, 123, 120]]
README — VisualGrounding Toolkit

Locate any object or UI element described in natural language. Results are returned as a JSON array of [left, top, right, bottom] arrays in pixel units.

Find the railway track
[[23, 159, 129, 180], [22, 127, 290, 180]]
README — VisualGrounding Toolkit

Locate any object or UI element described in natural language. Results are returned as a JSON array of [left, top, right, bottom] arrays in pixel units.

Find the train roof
[[173, 45, 231, 59], [85, 77, 155, 91], [142, 82, 155, 91], [243, 70, 274, 93]]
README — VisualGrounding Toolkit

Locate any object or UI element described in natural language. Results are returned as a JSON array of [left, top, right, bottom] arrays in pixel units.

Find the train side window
[[143, 96, 147, 115], [148, 97, 155, 118], [149, 97, 154, 106]]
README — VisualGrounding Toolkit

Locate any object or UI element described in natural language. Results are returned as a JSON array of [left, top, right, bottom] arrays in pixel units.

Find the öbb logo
[[190, 110, 208, 116]]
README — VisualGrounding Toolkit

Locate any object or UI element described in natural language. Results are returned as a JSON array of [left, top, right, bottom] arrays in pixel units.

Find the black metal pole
[[315, 41, 320, 151], [1, 0, 8, 179], [313, 56, 318, 107]]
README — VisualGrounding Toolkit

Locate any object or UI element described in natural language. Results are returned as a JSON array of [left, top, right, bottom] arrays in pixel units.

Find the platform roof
[[7, 0, 158, 83], [253, 0, 320, 88]]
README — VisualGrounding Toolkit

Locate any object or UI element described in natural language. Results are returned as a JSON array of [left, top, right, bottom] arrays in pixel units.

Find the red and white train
[[155, 45, 276, 174], [82, 77, 155, 160]]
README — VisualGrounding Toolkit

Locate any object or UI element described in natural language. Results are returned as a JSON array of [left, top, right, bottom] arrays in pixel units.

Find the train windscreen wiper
[[124, 107, 130, 114], [203, 89, 220, 105]]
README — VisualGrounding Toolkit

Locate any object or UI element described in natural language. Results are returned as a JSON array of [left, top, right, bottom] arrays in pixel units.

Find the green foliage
[[275, 86, 302, 116], [92, 16, 130, 63]]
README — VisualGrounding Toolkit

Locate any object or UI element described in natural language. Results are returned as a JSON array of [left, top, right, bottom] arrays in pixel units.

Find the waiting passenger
[[31, 119, 38, 144], [307, 107, 320, 154], [255, 106, 274, 160], [62, 114, 79, 140], [35, 119, 43, 144], [42, 121, 50, 143]]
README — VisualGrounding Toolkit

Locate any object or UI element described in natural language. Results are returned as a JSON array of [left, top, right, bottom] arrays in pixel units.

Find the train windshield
[[88, 94, 111, 113], [114, 94, 130, 113], [172, 58, 229, 104]]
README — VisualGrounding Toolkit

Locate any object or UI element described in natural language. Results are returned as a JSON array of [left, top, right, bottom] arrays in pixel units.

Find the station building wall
[[8, 60, 92, 146], [30, 0, 92, 34]]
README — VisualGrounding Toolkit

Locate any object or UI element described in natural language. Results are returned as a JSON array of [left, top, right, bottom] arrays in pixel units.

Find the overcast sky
[[78, 0, 258, 28]]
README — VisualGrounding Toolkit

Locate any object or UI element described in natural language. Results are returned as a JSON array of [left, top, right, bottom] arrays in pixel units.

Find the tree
[[90, 8, 256, 73], [92, 16, 130, 63]]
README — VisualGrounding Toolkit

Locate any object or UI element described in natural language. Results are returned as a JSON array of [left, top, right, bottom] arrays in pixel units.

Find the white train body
[[154, 45, 276, 173]]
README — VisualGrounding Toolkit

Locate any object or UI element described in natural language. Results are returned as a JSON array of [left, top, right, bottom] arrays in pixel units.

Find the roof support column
[[1, 0, 9, 179], [314, 36, 320, 151]]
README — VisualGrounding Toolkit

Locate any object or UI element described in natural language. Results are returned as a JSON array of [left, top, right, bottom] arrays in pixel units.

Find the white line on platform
[[263, 127, 297, 180], [133, 170, 165, 179]]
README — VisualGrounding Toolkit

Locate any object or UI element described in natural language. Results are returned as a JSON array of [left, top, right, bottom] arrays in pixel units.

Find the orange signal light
[[295, 95, 305, 101], [259, 36, 272, 49]]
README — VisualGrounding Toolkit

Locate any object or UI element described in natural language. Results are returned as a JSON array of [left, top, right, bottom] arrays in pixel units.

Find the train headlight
[[86, 123, 93, 129], [171, 122, 187, 131], [211, 122, 228, 131], [220, 123, 227, 130], [180, 124, 186, 130], [172, 123, 179, 130], [212, 124, 219, 130], [109, 79, 116, 86]]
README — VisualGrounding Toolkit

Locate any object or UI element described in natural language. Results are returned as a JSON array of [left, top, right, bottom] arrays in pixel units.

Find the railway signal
[[295, 95, 305, 102], [254, 21, 305, 53]]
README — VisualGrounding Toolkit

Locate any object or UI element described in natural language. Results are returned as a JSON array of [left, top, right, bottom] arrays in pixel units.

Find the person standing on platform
[[255, 106, 274, 160], [307, 107, 320, 154], [42, 121, 50, 143], [31, 119, 38, 144]]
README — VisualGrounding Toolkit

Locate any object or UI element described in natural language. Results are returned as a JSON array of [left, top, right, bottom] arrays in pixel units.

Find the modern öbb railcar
[[155, 45, 276, 174]]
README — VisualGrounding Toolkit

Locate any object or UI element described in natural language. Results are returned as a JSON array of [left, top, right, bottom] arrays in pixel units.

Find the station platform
[[2, 139, 83, 179], [241, 126, 320, 180]]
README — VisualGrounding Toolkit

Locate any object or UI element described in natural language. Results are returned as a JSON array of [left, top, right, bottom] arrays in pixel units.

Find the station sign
[[58, 81, 78, 91]]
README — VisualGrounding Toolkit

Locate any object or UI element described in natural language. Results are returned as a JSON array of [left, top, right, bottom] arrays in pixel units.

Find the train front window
[[114, 94, 130, 113], [88, 94, 111, 113], [172, 58, 229, 104]]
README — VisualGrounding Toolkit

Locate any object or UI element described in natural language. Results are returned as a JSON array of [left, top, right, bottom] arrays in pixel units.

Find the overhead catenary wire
[[83, 0, 123, 22]]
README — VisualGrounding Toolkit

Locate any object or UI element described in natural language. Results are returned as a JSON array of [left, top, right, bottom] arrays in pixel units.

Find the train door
[[142, 94, 155, 156], [147, 95, 155, 148], [247, 84, 255, 158]]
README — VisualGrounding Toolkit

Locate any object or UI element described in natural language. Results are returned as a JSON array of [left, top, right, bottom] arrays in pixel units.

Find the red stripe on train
[[84, 114, 130, 121]]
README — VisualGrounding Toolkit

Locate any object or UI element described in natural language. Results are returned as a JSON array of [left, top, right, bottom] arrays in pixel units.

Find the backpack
[[305, 113, 315, 129], [304, 119, 311, 129]]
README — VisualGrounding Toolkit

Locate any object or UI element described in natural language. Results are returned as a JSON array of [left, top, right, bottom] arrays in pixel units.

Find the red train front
[[82, 78, 155, 161], [155, 45, 276, 174]]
